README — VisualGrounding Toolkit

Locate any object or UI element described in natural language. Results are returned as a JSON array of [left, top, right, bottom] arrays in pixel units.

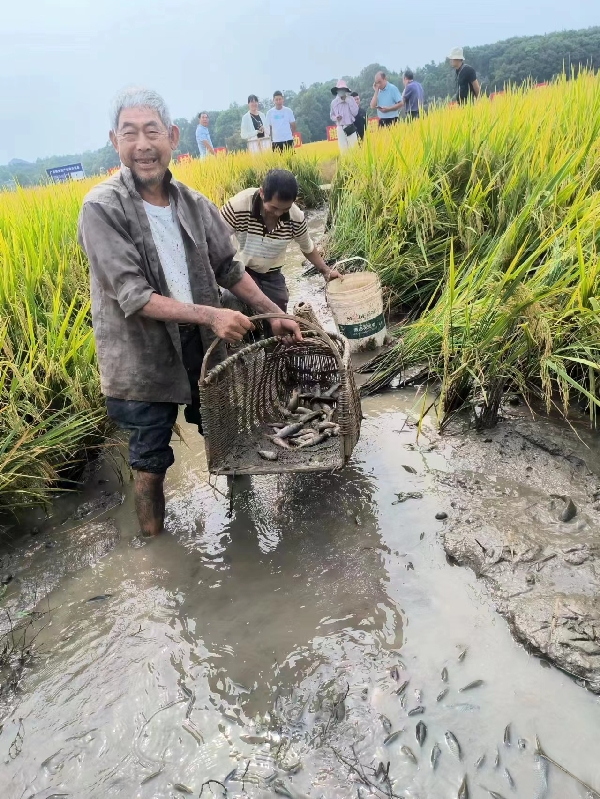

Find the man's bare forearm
[[304, 248, 330, 276], [139, 292, 216, 325], [229, 271, 282, 315]]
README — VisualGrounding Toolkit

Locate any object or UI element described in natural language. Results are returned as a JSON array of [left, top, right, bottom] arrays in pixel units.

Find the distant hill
[[2, 25, 599, 187]]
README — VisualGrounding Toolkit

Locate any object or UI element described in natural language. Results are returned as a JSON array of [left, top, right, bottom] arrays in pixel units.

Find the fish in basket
[[199, 314, 361, 475]]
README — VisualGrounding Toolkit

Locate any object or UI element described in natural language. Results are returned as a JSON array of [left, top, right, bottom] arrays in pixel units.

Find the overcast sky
[[0, 0, 596, 163]]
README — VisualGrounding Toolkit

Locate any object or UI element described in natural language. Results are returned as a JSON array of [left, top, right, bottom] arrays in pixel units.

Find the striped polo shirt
[[221, 187, 314, 274]]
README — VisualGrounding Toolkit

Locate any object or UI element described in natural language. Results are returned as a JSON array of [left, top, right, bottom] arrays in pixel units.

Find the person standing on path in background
[[350, 92, 367, 141], [220, 170, 341, 313], [400, 70, 425, 119], [78, 88, 301, 538], [448, 47, 480, 104], [370, 71, 403, 126], [195, 112, 215, 158], [266, 91, 296, 151], [241, 95, 271, 155], [330, 80, 359, 152]]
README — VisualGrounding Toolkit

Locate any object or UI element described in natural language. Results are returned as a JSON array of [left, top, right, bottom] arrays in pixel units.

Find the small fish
[[437, 688, 449, 702], [287, 389, 300, 412], [503, 768, 515, 790], [445, 731, 462, 761], [416, 721, 427, 746], [458, 775, 469, 799], [317, 421, 337, 432], [380, 714, 393, 734], [270, 435, 291, 450], [402, 464, 417, 474], [408, 705, 425, 716], [224, 768, 237, 782], [140, 769, 163, 785], [561, 497, 577, 522], [485, 791, 508, 799], [430, 743, 441, 769], [503, 723, 511, 746], [494, 747, 500, 768], [384, 729, 404, 745], [401, 745, 418, 764], [296, 432, 331, 449], [533, 751, 549, 799], [173, 785, 193, 794], [395, 680, 409, 696], [258, 450, 278, 461], [458, 648, 468, 662], [323, 382, 342, 397], [475, 753, 486, 769], [441, 667, 449, 682], [518, 738, 526, 750], [86, 594, 112, 602], [414, 689, 422, 703], [459, 680, 484, 692], [277, 421, 306, 439], [390, 665, 401, 681]]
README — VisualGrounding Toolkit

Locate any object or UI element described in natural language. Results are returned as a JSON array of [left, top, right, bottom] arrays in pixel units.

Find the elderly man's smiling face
[[110, 106, 179, 188]]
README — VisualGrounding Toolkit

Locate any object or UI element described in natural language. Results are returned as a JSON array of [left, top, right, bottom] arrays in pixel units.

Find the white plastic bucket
[[326, 272, 387, 353]]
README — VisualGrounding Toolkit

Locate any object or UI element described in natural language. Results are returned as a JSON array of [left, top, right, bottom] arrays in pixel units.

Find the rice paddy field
[[1, 72, 599, 506]]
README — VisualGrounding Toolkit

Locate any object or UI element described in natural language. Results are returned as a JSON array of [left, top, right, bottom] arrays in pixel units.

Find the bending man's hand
[[271, 317, 302, 342], [327, 268, 342, 281], [208, 308, 254, 342]]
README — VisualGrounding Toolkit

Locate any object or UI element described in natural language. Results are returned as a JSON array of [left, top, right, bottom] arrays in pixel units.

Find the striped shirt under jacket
[[221, 187, 314, 274]]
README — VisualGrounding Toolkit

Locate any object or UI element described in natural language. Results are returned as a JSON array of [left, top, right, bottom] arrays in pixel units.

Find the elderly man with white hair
[[448, 47, 481, 104], [78, 87, 301, 539]]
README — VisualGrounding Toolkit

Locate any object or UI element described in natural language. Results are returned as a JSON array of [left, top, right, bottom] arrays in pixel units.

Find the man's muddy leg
[[134, 470, 166, 537]]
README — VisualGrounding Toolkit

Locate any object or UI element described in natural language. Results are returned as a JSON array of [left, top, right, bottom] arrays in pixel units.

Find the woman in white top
[[241, 95, 271, 154]]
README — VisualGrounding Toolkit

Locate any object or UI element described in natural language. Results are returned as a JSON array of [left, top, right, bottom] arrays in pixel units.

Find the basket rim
[[200, 330, 352, 388]]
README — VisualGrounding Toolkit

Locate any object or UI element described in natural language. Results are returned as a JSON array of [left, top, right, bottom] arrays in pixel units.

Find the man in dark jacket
[[78, 88, 300, 538], [350, 92, 367, 140], [448, 47, 481, 104]]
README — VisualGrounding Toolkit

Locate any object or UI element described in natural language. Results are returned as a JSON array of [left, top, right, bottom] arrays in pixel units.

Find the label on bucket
[[338, 314, 385, 340]]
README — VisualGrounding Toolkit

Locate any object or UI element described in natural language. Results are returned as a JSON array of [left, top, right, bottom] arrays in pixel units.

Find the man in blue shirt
[[370, 71, 403, 126], [401, 71, 425, 119], [195, 112, 215, 159]]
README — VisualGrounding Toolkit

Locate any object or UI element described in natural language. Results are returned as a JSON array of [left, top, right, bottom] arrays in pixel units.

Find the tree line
[[2, 26, 599, 187]]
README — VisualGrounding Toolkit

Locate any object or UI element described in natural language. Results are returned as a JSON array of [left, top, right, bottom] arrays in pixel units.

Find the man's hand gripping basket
[[199, 314, 361, 475]]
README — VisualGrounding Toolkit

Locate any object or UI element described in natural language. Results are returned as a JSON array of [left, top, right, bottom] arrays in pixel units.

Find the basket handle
[[199, 313, 344, 383]]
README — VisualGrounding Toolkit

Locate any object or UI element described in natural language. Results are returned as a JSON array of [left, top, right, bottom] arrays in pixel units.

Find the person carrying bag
[[330, 80, 359, 152]]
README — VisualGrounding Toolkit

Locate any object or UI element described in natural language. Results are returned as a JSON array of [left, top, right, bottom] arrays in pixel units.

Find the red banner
[[106, 166, 120, 176], [177, 153, 192, 163], [214, 147, 228, 157], [368, 117, 379, 131], [293, 132, 303, 148], [326, 125, 338, 141]]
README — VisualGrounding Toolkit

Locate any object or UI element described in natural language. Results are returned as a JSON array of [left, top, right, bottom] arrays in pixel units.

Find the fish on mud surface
[[475, 753, 486, 769], [408, 705, 425, 716], [445, 731, 462, 760], [384, 729, 404, 745], [560, 497, 577, 522], [437, 688, 449, 702], [258, 450, 278, 461], [173, 785, 194, 794], [392, 491, 423, 504], [503, 723, 511, 746], [416, 721, 427, 746], [287, 389, 300, 412], [390, 665, 401, 681], [458, 775, 469, 799], [503, 768, 515, 790], [494, 747, 500, 767], [86, 594, 112, 602], [395, 679, 409, 696], [380, 714, 393, 734], [402, 464, 418, 474], [431, 743, 441, 769], [401, 745, 418, 764], [533, 751, 549, 799], [518, 738, 526, 750], [459, 680, 484, 692], [441, 667, 449, 682], [271, 435, 292, 450], [458, 648, 468, 662]]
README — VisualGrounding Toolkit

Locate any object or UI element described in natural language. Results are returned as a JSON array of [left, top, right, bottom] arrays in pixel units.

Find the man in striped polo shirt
[[221, 169, 340, 311]]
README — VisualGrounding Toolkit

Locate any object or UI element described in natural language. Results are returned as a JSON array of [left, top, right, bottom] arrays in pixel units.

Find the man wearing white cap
[[330, 80, 359, 151], [448, 47, 480, 104]]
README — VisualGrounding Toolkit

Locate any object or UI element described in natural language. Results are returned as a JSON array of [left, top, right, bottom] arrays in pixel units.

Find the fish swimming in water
[[384, 729, 404, 745], [475, 753, 486, 769], [458, 648, 468, 662], [494, 747, 500, 768], [445, 731, 462, 761], [458, 775, 469, 799], [459, 680, 484, 692], [503, 767, 515, 789], [395, 680, 409, 696], [416, 721, 427, 746], [503, 723, 511, 746], [380, 715, 393, 734], [408, 706, 425, 716], [431, 743, 441, 769], [437, 688, 449, 702], [441, 667, 449, 682], [401, 745, 418, 764], [86, 594, 112, 602], [173, 785, 193, 794]]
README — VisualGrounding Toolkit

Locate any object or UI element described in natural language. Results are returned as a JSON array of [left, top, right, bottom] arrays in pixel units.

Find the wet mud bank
[[434, 406, 600, 692]]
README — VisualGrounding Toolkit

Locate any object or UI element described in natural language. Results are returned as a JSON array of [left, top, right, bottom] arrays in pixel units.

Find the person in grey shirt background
[[78, 87, 300, 539]]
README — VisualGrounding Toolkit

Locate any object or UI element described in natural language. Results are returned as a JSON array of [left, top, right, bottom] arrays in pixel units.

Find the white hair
[[110, 87, 173, 132]]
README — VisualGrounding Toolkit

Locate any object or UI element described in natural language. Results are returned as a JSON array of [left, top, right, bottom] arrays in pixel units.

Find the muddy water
[[1, 214, 599, 798]]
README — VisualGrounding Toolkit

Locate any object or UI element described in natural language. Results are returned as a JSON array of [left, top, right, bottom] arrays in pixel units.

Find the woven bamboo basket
[[199, 314, 361, 475]]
